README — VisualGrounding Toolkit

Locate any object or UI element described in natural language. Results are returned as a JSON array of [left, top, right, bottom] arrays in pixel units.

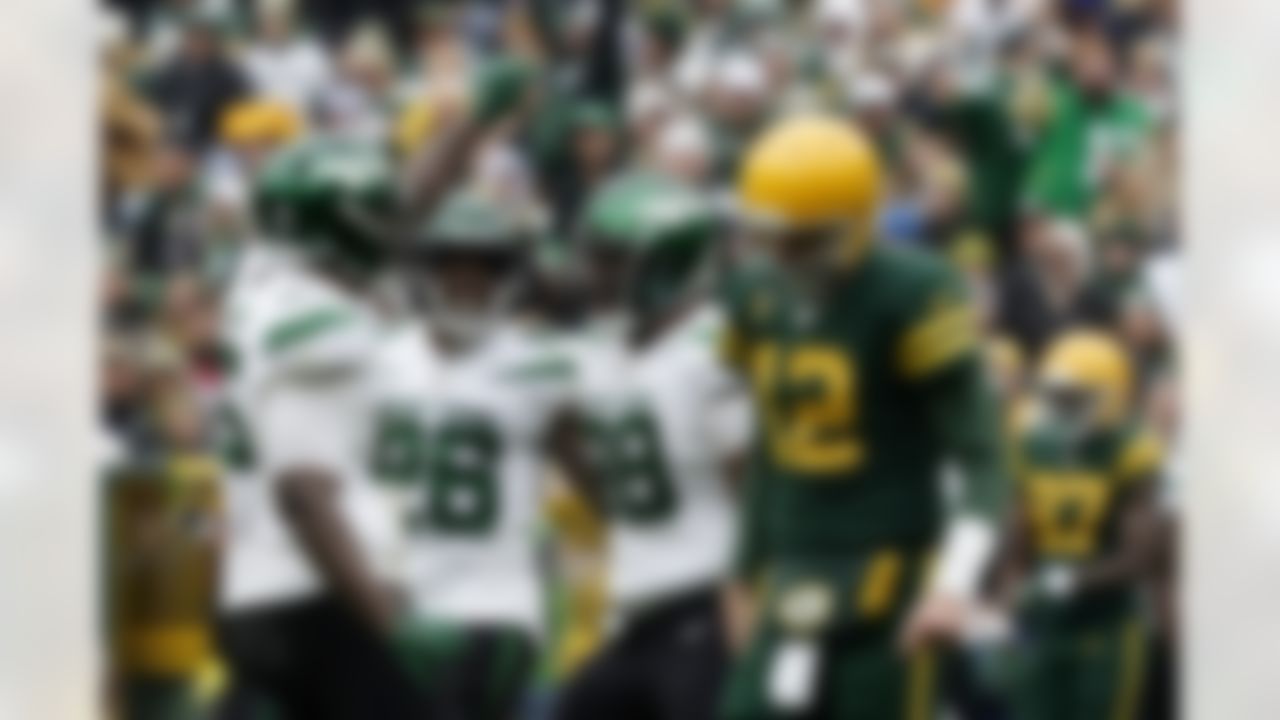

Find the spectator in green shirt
[[1025, 25, 1152, 218]]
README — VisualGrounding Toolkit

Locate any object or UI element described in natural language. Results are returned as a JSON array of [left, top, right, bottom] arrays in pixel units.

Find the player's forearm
[[401, 118, 489, 223], [991, 505, 1033, 607], [721, 579, 758, 655], [402, 57, 535, 221], [927, 359, 1011, 598], [277, 469, 398, 635], [548, 410, 606, 515], [720, 452, 748, 497], [1071, 553, 1147, 594], [1072, 481, 1160, 594]]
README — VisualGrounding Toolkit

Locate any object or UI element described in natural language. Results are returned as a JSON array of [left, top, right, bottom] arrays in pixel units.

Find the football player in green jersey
[[717, 114, 1010, 720], [997, 330, 1163, 720]]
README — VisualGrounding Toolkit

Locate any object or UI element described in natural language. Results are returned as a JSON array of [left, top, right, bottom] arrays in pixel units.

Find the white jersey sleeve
[[698, 337, 755, 463], [254, 302, 379, 476], [224, 245, 378, 383], [256, 366, 369, 478]]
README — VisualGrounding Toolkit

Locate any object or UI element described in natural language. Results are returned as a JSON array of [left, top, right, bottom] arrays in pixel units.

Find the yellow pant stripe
[[1111, 620, 1148, 720], [855, 551, 902, 619], [117, 626, 213, 674], [906, 649, 936, 720]]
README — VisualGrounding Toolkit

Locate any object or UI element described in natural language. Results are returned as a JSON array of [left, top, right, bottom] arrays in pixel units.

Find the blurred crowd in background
[[98, 0, 1180, 716]]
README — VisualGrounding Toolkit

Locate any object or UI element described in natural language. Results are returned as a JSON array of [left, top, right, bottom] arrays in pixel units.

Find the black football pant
[[215, 594, 435, 720], [556, 586, 728, 720], [396, 620, 537, 720]]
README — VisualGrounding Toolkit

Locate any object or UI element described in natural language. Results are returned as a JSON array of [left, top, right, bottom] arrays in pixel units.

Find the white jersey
[[217, 245, 400, 611], [369, 323, 576, 635], [576, 304, 753, 612]]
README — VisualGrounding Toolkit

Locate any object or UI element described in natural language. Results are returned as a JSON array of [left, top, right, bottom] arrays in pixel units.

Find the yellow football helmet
[[219, 99, 302, 148], [1037, 330, 1134, 430], [736, 114, 882, 271]]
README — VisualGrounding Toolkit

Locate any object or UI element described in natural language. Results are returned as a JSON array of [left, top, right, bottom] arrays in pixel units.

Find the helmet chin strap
[[589, 309, 630, 339], [831, 220, 872, 268], [431, 308, 497, 353], [1037, 383, 1105, 443], [370, 272, 414, 321]]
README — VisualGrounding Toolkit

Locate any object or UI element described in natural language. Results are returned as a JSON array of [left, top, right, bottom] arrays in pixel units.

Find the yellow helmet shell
[[219, 99, 302, 147], [737, 114, 882, 230], [1039, 330, 1134, 426]]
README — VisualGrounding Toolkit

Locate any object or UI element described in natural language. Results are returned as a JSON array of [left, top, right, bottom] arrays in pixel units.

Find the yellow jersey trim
[[898, 303, 978, 380]]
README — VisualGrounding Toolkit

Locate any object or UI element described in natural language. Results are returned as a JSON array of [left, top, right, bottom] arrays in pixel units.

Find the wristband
[[931, 515, 997, 600]]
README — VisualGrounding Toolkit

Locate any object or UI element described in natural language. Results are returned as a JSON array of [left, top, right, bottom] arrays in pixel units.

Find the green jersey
[[1015, 419, 1161, 625], [722, 245, 990, 571], [720, 246, 1007, 720]]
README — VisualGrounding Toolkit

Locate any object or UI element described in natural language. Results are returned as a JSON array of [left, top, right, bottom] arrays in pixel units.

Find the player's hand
[[962, 603, 1013, 648], [472, 56, 538, 126], [389, 612, 433, 681], [897, 591, 972, 656]]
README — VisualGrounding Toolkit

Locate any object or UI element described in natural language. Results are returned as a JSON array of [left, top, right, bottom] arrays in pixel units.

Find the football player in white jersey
[[370, 190, 579, 719], [215, 139, 433, 719], [556, 175, 754, 720], [214, 57, 539, 719]]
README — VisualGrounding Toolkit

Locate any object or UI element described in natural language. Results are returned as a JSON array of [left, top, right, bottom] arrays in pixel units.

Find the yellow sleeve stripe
[[1115, 431, 1163, 482], [1110, 619, 1148, 720], [855, 550, 903, 619], [898, 304, 978, 379], [906, 647, 938, 720], [116, 626, 214, 675], [167, 454, 219, 482]]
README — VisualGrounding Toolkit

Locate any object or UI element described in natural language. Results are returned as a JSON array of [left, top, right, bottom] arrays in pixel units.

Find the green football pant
[[1012, 616, 1149, 720], [121, 675, 204, 720], [721, 624, 941, 720]]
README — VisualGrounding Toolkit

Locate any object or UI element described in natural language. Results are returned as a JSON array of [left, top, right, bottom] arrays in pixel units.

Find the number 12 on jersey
[[751, 343, 865, 476]]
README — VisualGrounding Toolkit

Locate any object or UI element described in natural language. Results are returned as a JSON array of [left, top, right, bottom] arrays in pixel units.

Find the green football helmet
[[410, 190, 532, 347], [253, 138, 400, 274], [579, 172, 719, 325]]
